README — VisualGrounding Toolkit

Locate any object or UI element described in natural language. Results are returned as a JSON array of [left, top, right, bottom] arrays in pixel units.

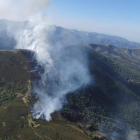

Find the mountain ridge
[[0, 19, 139, 50]]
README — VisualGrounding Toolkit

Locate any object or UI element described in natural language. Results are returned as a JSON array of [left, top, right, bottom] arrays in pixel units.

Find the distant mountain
[[89, 43, 140, 62], [52, 26, 140, 48], [0, 19, 139, 50]]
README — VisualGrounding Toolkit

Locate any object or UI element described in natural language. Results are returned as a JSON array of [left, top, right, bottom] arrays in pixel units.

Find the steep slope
[[61, 45, 140, 139], [1, 46, 140, 139], [0, 50, 101, 140]]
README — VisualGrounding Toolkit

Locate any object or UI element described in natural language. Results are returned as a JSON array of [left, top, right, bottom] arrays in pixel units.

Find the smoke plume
[[0, 0, 52, 21], [0, 0, 91, 120], [127, 130, 139, 140]]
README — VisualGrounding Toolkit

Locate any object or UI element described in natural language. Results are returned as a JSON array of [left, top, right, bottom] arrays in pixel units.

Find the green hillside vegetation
[[1, 45, 140, 139], [0, 50, 30, 105], [62, 45, 140, 139], [0, 50, 104, 140]]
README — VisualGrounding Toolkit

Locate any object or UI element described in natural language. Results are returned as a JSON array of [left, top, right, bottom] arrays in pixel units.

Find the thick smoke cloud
[[15, 14, 91, 120], [0, 0, 52, 21], [0, 0, 91, 120], [127, 130, 139, 140]]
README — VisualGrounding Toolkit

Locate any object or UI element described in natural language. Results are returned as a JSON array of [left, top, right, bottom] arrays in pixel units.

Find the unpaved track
[[22, 80, 52, 140]]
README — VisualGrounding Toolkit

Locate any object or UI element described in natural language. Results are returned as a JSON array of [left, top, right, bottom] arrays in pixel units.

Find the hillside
[[1, 45, 140, 139], [62, 45, 140, 139], [0, 50, 102, 140]]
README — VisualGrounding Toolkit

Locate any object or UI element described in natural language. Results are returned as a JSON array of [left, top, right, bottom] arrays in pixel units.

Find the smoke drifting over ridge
[[1, 0, 91, 120]]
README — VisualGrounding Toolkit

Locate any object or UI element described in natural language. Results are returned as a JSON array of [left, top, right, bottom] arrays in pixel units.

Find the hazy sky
[[47, 0, 140, 42]]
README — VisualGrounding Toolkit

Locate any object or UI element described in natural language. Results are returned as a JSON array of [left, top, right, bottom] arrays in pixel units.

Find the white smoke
[[127, 130, 140, 140], [0, 0, 91, 120], [15, 14, 91, 120], [0, 0, 52, 21]]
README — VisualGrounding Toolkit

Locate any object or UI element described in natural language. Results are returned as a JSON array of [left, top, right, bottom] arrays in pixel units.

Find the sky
[[46, 0, 140, 42]]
